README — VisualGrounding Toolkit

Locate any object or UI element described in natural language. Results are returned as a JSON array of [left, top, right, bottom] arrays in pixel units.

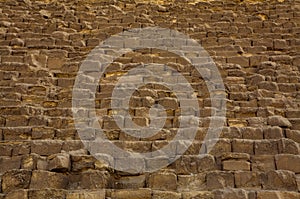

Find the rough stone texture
[[262, 170, 298, 191], [4, 190, 28, 199], [111, 189, 151, 199], [268, 116, 292, 127], [29, 170, 68, 190], [257, 191, 300, 199], [206, 171, 235, 190], [66, 191, 105, 199], [48, 152, 70, 172], [223, 160, 251, 171], [275, 154, 300, 173], [0, 0, 299, 198], [1, 170, 31, 193], [148, 172, 177, 191]]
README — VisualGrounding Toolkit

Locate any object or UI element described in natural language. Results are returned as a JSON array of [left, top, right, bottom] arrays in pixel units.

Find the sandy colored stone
[[1, 170, 31, 193], [5, 190, 28, 199], [48, 152, 70, 171], [275, 154, 300, 173], [223, 160, 250, 171], [262, 170, 297, 191], [268, 115, 292, 127], [111, 189, 151, 199], [235, 171, 261, 188], [148, 172, 177, 191], [206, 171, 234, 190], [66, 191, 105, 199], [257, 191, 300, 199], [29, 170, 68, 189], [152, 191, 181, 199]]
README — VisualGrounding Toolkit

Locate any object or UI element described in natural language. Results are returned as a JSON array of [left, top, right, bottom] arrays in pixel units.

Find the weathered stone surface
[[1, 170, 31, 193], [268, 116, 292, 127], [112, 175, 145, 189], [0, 0, 299, 197], [275, 154, 300, 173], [223, 160, 250, 171], [5, 189, 28, 199], [31, 141, 62, 156], [175, 154, 217, 174], [182, 191, 213, 199], [262, 170, 298, 191], [251, 155, 276, 172], [278, 138, 300, 154], [285, 130, 300, 143], [177, 174, 206, 192], [257, 191, 300, 199], [206, 171, 234, 190], [148, 172, 177, 191], [235, 171, 262, 188], [0, 157, 22, 173], [263, 126, 284, 139], [74, 171, 109, 189], [152, 190, 181, 199], [48, 152, 70, 171], [254, 140, 278, 155], [29, 170, 68, 189], [111, 189, 151, 199], [28, 189, 66, 199], [66, 190, 105, 199], [213, 189, 248, 199], [232, 139, 254, 155]]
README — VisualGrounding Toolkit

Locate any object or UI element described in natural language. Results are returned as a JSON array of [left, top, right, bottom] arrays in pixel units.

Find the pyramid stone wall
[[0, 0, 299, 198]]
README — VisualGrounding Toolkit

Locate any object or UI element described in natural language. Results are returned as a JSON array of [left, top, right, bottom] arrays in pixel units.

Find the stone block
[[1, 170, 31, 193], [29, 170, 68, 189], [28, 189, 66, 199], [152, 191, 181, 199], [206, 171, 234, 190], [274, 39, 288, 50], [177, 173, 206, 192], [5, 116, 28, 127], [148, 172, 177, 191], [246, 74, 265, 86], [31, 141, 62, 156], [258, 81, 278, 91], [208, 139, 231, 156], [227, 56, 249, 67], [232, 139, 254, 155], [0, 156, 22, 173], [263, 126, 283, 139], [268, 115, 292, 127], [66, 191, 105, 199], [242, 127, 263, 140], [278, 138, 300, 154], [48, 152, 70, 171], [182, 191, 213, 199], [5, 190, 28, 199], [257, 191, 300, 199], [285, 130, 300, 143], [251, 155, 275, 172], [213, 189, 248, 199], [111, 189, 151, 199], [262, 170, 297, 191], [235, 171, 261, 188], [254, 140, 278, 155], [275, 154, 300, 173], [112, 175, 145, 189], [47, 57, 65, 69], [78, 171, 109, 189], [223, 160, 250, 171]]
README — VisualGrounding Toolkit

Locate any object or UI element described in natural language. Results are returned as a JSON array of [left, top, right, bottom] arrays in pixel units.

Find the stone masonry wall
[[0, 0, 299, 198]]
